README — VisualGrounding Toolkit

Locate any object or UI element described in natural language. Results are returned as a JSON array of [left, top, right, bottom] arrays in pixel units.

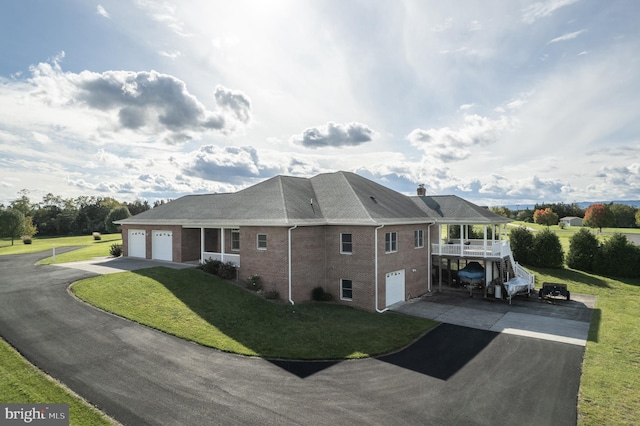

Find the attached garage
[[152, 230, 173, 262], [385, 269, 405, 307], [128, 229, 146, 258]]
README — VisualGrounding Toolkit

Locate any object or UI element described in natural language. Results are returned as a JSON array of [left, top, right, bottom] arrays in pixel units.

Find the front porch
[[186, 227, 241, 266]]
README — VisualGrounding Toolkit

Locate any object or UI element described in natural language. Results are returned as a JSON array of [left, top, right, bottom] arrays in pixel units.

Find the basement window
[[341, 279, 353, 301]]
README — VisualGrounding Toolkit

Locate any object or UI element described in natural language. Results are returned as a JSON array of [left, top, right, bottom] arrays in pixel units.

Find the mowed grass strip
[[0, 338, 115, 425], [72, 267, 437, 360], [0, 234, 122, 264], [529, 266, 640, 425]]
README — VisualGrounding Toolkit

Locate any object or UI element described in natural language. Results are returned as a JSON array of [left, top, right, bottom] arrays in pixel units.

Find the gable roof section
[[119, 171, 506, 227], [412, 195, 511, 224]]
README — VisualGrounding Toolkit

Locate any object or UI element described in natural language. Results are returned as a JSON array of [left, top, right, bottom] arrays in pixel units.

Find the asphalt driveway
[[0, 251, 586, 425]]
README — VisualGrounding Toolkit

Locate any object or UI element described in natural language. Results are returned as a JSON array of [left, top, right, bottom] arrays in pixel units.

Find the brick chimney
[[417, 184, 426, 196]]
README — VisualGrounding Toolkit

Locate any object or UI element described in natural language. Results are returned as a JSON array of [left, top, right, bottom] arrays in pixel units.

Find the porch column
[[220, 228, 225, 263], [438, 225, 442, 255], [460, 224, 464, 257], [483, 225, 488, 254], [200, 227, 205, 263]]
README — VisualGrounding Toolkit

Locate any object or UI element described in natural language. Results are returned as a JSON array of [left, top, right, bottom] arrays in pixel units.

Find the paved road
[[0, 251, 585, 425]]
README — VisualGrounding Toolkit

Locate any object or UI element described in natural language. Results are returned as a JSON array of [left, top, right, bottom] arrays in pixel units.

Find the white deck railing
[[202, 252, 240, 266], [431, 240, 511, 258]]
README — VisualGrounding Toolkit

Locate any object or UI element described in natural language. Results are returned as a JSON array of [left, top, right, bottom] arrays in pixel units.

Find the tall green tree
[[105, 206, 131, 233], [0, 209, 26, 245], [9, 189, 34, 217], [530, 228, 564, 268], [609, 204, 637, 228], [509, 226, 534, 264]]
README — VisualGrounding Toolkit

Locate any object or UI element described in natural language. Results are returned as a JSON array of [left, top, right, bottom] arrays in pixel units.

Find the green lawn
[[0, 234, 122, 264], [0, 338, 115, 425], [72, 267, 437, 360]]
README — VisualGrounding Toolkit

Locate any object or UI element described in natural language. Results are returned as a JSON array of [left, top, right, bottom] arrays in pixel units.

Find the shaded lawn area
[[0, 234, 122, 264], [0, 338, 114, 425], [528, 266, 640, 426], [72, 267, 437, 360]]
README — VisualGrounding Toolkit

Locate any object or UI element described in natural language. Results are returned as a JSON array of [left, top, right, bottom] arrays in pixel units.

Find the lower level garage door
[[386, 269, 405, 307], [152, 230, 173, 262], [128, 229, 146, 258]]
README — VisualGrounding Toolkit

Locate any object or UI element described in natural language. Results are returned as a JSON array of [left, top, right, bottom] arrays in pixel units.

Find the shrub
[[311, 286, 333, 301], [198, 259, 222, 275], [509, 226, 534, 264], [566, 228, 599, 272], [594, 233, 640, 278], [558, 222, 565, 230], [217, 261, 238, 280], [93, 232, 102, 241], [245, 274, 262, 291], [22, 236, 32, 244], [109, 243, 123, 257], [530, 228, 564, 268]]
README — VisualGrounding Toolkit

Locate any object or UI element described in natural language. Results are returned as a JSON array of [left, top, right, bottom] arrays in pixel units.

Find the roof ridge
[[340, 171, 375, 221], [276, 175, 289, 223]]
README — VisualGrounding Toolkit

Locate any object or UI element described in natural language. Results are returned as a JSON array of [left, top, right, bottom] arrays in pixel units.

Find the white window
[[341, 279, 353, 301], [341, 233, 352, 254], [231, 229, 240, 251], [257, 234, 267, 250], [385, 232, 398, 253], [414, 230, 424, 248]]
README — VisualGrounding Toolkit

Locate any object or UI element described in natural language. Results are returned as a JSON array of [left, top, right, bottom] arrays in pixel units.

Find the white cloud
[[96, 5, 110, 19], [522, 0, 580, 24], [547, 29, 587, 45]]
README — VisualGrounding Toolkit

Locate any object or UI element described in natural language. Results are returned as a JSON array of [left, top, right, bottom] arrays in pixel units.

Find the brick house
[[117, 171, 529, 312]]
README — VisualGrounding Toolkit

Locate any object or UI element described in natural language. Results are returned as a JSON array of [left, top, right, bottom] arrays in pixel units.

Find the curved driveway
[[0, 251, 584, 425]]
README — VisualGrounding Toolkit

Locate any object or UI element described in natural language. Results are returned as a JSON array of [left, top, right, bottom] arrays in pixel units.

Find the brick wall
[[238, 226, 290, 297]]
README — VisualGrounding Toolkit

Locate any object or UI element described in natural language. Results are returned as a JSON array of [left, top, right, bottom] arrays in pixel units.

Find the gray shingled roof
[[118, 171, 509, 227], [412, 195, 511, 224]]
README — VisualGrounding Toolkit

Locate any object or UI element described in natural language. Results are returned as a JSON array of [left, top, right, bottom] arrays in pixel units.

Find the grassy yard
[[0, 234, 122, 264], [0, 338, 115, 425], [72, 267, 437, 360]]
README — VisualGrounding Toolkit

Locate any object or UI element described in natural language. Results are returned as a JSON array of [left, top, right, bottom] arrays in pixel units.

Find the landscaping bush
[[22, 236, 32, 244], [530, 228, 564, 268], [198, 259, 222, 275], [217, 261, 238, 280], [593, 233, 640, 278], [567, 228, 599, 272], [245, 274, 262, 291], [93, 232, 101, 241], [311, 286, 333, 301], [509, 226, 534, 264], [109, 243, 122, 257]]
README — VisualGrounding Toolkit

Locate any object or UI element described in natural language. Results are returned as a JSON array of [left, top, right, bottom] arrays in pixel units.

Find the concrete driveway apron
[[0, 251, 589, 426]]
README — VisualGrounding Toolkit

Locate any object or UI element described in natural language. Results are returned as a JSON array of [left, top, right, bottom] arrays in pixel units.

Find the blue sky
[[1, 0, 639, 207]]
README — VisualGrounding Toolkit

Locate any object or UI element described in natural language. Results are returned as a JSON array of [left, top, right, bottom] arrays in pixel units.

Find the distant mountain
[[500, 200, 640, 210]]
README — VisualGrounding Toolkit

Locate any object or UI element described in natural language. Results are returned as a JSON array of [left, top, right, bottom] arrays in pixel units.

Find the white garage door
[[385, 269, 405, 307], [152, 230, 173, 262], [128, 229, 146, 258]]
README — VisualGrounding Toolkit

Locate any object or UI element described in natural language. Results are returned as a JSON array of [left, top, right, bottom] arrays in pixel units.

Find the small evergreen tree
[[509, 226, 534, 264], [530, 228, 564, 268], [594, 233, 640, 278], [566, 228, 599, 272]]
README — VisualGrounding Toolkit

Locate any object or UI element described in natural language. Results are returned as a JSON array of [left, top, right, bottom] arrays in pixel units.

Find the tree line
[[0, 189, 170, 245], [491, 202, 640, 229]]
